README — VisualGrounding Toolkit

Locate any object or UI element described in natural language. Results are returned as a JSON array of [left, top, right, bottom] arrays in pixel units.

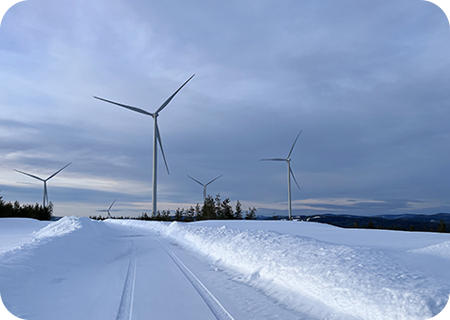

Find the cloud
[[1, 0, 450, 217]]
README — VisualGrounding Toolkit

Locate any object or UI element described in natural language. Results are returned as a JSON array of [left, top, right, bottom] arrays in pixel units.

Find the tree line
[[90, 194, 257, 221], [0, 196, 53, 221]]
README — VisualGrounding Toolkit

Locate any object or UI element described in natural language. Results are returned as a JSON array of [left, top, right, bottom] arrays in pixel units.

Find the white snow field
[[0, 217, 449, 320]]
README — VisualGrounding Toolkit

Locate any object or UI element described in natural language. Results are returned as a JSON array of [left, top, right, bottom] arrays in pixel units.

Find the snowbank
[[0, 218, 49, 255], [0, 217, 131, 320], [109, 219, 450, 320], [410, 241, 450, 261]]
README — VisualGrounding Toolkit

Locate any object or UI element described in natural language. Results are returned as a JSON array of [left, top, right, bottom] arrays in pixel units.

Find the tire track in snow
[[158, 240, 235, 320], [115, 256, 137, 320]]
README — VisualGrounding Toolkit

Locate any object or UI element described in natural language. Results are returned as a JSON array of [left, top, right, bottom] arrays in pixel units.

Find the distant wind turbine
[[187, 174, 222, 201], [14, 162, 72, 208], [260, 130, 302, 220], [98, 199, 116, 218], [94, 75, 194, 214]]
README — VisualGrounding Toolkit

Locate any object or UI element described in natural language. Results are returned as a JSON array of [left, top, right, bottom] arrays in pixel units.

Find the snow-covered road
[[0, 217, 306, 320], [109, 224, 233, 320]]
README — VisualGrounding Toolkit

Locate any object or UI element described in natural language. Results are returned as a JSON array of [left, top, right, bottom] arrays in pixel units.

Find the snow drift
[[109, 219, 450, 320]]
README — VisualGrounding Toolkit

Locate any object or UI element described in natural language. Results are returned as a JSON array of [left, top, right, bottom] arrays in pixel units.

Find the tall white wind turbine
[[14, 162, 72, 208], [260, 130, 302, 220], [187, 174, 222, 201], [94, 75, 194, 214]]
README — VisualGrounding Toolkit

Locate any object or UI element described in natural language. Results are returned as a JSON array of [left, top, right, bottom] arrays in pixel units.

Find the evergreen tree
[[174, 208, 184, 221], [234, 200, 243, 220], [244, 207, 257, 220], [161, 210, 171, 221], [186, 206, 195, 222], [220, 198, 234, 220], [194, 203, 202, 221], [438, 220, 446, 233], [215, 194, 222, 219], [202, 195, 216, 220]]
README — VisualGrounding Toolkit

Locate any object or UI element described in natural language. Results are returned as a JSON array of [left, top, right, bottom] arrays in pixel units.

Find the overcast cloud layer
[[1, 0, 450, 217]]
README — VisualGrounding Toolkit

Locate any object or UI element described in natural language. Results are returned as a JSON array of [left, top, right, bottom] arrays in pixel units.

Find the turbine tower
[[260, 130, 302, 220], [187, 174, 222, 201], [94, 75, 194, 214], [14, 162, 72, 208]]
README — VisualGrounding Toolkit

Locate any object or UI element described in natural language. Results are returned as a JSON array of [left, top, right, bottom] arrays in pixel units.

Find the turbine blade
[[14, 169, 44, 182], [94, 96, 154, 117], [290, 167, 301, 191], [260, 158, 286, 161], [205, 175, 222, 187], [46, 162, 71, 181], [287, 130, 302, 159], [187, 175, 204, 186], [154, 74, 195, 115], [108, 199, 117, 211], [156, 124, 170, 175]]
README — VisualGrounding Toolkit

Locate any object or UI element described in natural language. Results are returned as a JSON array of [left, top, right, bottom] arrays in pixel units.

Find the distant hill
[[262, 213, 450, 233]]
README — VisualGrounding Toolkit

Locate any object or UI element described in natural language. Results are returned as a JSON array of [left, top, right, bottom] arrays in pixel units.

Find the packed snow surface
[[0, 217, 449, 320]]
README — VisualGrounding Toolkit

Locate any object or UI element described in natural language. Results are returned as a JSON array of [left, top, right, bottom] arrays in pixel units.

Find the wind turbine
[[260, 130, 302, 220], [14, 162, 72, 208], [187, 174, 222, 201], [107, 199, 116, 218], [97, 199, 116, 218], [94, 75, 194, 214], [99, 199, 117, 218]]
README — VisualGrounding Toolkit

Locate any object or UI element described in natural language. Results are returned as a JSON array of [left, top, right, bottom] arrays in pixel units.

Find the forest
[[90, 194, 257, 222]]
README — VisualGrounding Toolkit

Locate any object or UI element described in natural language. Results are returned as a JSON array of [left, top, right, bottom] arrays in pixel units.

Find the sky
[[1, 0, 450, 217]]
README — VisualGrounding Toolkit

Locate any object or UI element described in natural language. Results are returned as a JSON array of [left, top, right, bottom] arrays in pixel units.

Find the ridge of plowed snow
[[34, 216, 82, 239], [0, 216, 104, 258], [410, 241, 450, 260], [107, 220, 449, 320]]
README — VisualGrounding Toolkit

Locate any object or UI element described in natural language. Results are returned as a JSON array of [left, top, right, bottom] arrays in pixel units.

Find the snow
[[0, 217, 449, 320]]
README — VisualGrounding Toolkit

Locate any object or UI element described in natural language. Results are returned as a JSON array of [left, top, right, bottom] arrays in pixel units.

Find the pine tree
[[202, 195, 216, 220], [438, 220, 446, 233], [194, 203, 202, 220], [161, 210, 171, 221], [220, 198, 234, 220], [174, 208, 184, 221], [186, 206, 195, 222], [245, 207, 257, 220], [234, 200, 243, 220], [215, 194, 222, 219]]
